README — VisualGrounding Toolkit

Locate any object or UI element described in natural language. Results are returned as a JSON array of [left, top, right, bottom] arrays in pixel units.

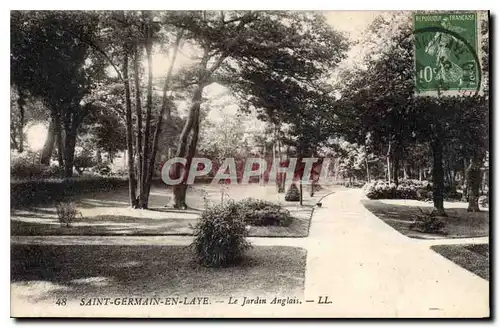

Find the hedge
[[11, 176, 129, 208], [364, 179, 433, 200]]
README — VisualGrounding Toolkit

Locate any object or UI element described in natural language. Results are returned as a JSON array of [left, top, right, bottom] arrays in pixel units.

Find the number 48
[[56, 298, 67, 306]]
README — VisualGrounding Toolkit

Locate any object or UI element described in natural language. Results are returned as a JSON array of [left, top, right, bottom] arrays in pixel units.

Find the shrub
[[192, 201, 251, 268], [93, 162, 112, 176], [55, 201, 82, 227], [236, 198, 292, 227], [285, 184, 300, 202], [479, 195, 489, 208], [409, 208, 446, 234], [365, 179, 433, 200], [73, 149, 96, 175], [11, 151, 62, 179]]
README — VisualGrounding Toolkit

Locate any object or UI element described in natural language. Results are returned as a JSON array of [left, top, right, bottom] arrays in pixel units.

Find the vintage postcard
[[10, 10, 490, 318]]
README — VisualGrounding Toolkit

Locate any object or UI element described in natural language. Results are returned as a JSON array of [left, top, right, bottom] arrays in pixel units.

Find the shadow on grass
[[11, 184, 326, 238], [431, 244, 489, 280], [361, 199, 489, 239], [11, 216, 197, 236], [11, 244, 307, 303], [11, 209, 313, 237]]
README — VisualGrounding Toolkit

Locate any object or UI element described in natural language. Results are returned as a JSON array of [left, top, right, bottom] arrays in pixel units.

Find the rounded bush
[[285, 184, 300, 202], [192, 201, 251, 268], [236, 198, 292, 226]]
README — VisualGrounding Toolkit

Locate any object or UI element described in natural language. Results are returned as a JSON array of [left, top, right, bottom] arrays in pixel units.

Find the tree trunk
[[172, 184, 188, 209], [96, 149, 102, 165], [63, 112, 78, 178], [17, 91, 25, 153], [171, 84, 204, 208], [133, 43, 143, 196], [171, 45, 218, 207], [138, 24, 154, 209], [40, 116, 56, 165], [54, 112, 64, 168], [277, 141, 287, 193], [123, 47, 138, 207], [144, 30, 183, 201], [466, 154, 482, 212], [299, 180, 303, 205], [386, 141, 391, 183], [365, 156, 371, 182], [462, 158, 468, 199], [392, 142, 401, 186], [431, 138, 446, 216]]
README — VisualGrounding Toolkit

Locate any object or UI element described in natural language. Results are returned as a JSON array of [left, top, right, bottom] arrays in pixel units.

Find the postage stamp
[[414, 12, 480, 93]]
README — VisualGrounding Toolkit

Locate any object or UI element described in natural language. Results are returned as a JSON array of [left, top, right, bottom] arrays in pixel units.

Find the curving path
[[303, 188, 489, 318]]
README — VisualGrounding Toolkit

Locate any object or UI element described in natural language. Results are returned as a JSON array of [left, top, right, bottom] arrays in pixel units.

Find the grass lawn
[[361, 199, 489, 239], [11, 244, 307, 303], [431, 244, 489, 280], [12, 183, 335, 238]]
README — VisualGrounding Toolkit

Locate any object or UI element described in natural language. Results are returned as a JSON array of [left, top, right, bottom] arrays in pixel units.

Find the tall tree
[[11, 11, 105, 176]]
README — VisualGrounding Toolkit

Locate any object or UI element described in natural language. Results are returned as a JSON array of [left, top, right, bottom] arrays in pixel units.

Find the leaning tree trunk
[[171, 45, 223, 208], [122, 47, 138, 207], [466, 154, 483, 212], [144, 30, 183, 201], [171, 84, 204, 208], [40, 116, 56, 165], [431, 138, 446, 216], [172, 107, 200, 209]]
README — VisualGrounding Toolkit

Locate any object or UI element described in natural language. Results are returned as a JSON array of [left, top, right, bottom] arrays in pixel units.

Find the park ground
[[10, 186, 489, 318]]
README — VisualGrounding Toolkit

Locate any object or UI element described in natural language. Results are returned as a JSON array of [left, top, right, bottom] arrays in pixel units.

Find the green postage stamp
[[414, 12, 479, 93]]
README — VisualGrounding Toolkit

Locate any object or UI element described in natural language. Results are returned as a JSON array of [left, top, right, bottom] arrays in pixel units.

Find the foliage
[[11, 10, 107, 177], [93, 162, 112, 176], [73, 148, 96, 175], [365, 179, 432, 200], [55, 201, 82, 227], [11, 151, 61, 179], [236, 198, 292, 227], [198, 109, 250, 159], [337, 12, 489, 213], [409, 208, 446, 234], [192, 201, 251, 268], [478, 195, 488, 208], [285, 184, 301, 202], [11, 176, 129, 208]]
